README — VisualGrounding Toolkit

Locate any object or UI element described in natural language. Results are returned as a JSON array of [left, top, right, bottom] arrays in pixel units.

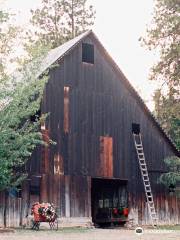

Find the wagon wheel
[[31, 221, 40, 231], [49, 216, 58, 230]]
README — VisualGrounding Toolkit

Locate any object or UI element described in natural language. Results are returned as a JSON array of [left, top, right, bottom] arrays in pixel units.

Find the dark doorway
[[91, 178, 128, 226], [132, 123, 140, 134]]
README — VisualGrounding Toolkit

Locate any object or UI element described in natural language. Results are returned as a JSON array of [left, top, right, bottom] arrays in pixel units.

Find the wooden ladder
[[133, 133, 158, 227]]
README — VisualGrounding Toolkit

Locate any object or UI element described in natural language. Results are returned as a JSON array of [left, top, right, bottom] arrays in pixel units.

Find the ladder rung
[[136, 144, 142, 146], [133, 134, 157, 227]]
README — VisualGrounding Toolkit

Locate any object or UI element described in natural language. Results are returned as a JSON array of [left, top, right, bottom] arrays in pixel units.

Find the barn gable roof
[[39, 30, 91, 76], [40, 30, 179, 155]]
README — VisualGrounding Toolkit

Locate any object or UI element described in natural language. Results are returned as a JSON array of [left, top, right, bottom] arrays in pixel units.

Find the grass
[[157, 225, 180, 231], [15, 226, 92, 234]]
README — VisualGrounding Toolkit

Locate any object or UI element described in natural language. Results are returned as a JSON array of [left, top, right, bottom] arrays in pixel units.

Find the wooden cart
[[31, 202, 58, 230]]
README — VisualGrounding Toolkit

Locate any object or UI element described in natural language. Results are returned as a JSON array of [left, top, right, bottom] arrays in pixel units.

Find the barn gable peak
[[40, 30, 179, 156]]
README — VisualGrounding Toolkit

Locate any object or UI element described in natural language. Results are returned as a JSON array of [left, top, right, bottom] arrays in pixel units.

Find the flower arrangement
[[31, 202, 56, 221], [38, 203, 56, 221]]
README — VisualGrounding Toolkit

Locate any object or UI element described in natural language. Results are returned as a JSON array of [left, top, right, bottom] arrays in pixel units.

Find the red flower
[[113, 208, 118, 215], [123, 208, 128, 217]]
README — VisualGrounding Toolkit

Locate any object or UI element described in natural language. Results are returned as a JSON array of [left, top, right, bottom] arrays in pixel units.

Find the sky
[[2, 0, 158, 110]]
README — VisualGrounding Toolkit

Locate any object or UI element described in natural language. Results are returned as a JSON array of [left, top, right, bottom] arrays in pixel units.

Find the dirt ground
[[0, 227, 180, 240]]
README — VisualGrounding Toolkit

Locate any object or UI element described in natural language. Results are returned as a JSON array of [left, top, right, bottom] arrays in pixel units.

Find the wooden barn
[[0, 30, 179, 227]]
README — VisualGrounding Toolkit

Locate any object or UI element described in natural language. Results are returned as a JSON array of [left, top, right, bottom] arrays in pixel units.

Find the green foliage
[[0, 9, 50, 191], [141, 0, 180, 149], [27, 0, 95, 48], [0, 61, 49, 191], [142, 0, 180, 87], [0, 10, 21, 79], [159, 156, 180, 187], [153, 88, 180, 150]]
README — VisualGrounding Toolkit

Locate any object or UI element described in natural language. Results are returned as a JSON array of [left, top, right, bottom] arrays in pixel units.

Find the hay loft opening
[[132, 123, 140, 134], [82, 43, 94, 64]]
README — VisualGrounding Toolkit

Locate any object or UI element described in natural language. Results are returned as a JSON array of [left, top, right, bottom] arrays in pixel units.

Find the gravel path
[[0, 228, 180, 240]]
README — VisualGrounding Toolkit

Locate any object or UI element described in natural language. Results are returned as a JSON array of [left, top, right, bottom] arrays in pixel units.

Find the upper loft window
[[82, 43, 94, 64], [132, 123, 140, 134]]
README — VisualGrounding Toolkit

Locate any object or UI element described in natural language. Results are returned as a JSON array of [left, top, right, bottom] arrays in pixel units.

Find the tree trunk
[[3, 190, 8, 228], [71, 0, 74, 38]]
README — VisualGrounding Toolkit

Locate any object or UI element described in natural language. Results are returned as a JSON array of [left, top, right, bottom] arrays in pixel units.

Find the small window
[[82, 43, 94, 64], [132, 123, 140, 134], [99, 199, 103, 208]]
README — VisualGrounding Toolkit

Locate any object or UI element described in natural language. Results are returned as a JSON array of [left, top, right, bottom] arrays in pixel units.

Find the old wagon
[[31, 202, 58, 230]]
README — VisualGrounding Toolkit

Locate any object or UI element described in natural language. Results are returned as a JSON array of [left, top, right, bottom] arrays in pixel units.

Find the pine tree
[[28, 0, 95, 48], [63, 0, 95, 38], [141, 0, 180, 149]]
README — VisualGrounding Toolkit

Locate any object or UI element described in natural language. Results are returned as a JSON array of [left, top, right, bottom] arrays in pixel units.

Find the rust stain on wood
[[41, 129, 50, 174], [99, 136, 113, 177], [54, 154, 64, 175], [64, 86, 70, 133], [40, 174, 48, 202]]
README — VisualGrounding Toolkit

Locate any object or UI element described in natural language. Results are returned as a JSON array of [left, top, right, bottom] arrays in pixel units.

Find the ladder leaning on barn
[[133, 133, 158, 227]]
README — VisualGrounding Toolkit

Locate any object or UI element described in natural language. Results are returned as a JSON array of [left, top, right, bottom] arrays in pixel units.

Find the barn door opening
[[91, 178, 128, 227]]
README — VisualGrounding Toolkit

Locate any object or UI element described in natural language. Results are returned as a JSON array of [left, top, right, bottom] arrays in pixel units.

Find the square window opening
[[82, 43, 94, 64], [132, 123, 140, 134]]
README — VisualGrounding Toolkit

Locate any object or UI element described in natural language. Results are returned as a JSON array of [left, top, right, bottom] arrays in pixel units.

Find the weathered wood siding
[[0, 33, 179, 227], [24, 34, 180, 224]]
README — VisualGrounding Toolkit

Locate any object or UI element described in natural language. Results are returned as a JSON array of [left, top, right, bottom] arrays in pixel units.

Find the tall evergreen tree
[[28, 0, 95, 48], [141, 0, 180, 149]]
